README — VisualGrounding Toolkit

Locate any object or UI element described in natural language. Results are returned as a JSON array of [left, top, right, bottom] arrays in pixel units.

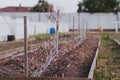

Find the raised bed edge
[[88, 40, 100, 79], [113, 39, 120, 45]]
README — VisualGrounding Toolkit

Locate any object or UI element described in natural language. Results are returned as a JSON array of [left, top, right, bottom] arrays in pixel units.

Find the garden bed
[[41, 36, 98, 78], [94, 34, 120, 80], [0, 36, 98, 79]]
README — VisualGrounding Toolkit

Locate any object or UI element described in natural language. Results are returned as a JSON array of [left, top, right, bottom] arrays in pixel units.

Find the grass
[[34, 34, 54, 40], [94, 70, 109, 80], [94, 33, 120, 80]]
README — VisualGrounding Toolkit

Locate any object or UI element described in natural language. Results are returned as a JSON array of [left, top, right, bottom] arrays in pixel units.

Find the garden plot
[[110, 33, 120, 41], [41, 36, 98, 78], [0, 35, 98, 78], [0, 39, 41, 52], [94, 34, 120, 80], [110, 33, 120, 45]]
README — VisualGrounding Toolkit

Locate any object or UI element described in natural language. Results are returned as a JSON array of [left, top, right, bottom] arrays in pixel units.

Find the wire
[[0, 12, 14, 34]]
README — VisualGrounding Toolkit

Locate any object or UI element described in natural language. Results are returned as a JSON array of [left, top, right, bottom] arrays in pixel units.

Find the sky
[[0, 0, 82, 13]]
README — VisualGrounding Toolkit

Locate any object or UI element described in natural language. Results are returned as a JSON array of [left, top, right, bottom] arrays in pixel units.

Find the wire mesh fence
[[0, 12, 88, 77]]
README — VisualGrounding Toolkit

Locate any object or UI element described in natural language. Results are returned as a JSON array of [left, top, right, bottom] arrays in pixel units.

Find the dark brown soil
[[0, 36, 98, 78], [0, 77, 91, 80], [42, 36, 98, 78], [0, 40, 41, 52]]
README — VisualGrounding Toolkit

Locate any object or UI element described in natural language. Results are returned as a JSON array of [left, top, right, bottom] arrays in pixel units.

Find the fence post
[[73, 16, 75, 39], [56, 10, 59, 57], [78, 13, 80, 32], [24, 16, 28, 77]]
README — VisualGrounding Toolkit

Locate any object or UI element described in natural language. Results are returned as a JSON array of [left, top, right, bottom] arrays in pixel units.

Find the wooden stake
[[24, 16, 28, 77], [56, 10, 59, 57]]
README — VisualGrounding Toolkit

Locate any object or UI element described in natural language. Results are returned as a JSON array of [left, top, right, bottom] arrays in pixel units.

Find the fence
[[0, 14, 69, 41], [0, 11, 88, 77], [1, 12, 120, 41], [1, 12, 120, 28], [1, 12, 120, 77]]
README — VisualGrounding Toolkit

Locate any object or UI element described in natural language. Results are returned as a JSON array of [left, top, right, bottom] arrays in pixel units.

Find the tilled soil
[[0, 36, 98, 78], [0, 33, 76, 52], [111, 33, 120, 40], [0, 40, 41, 52], [42, 36, 98, 78]]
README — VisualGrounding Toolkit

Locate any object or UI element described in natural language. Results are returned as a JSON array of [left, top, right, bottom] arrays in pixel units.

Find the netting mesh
[[0, 12, 87, 77]]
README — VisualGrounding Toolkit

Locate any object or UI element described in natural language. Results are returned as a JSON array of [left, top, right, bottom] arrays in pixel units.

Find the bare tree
[[47, 8, 63, 57], [32, 8, 63, 77]]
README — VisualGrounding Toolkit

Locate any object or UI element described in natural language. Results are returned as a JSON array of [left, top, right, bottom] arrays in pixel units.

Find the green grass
[[94, 70, 109, 80], [98, 51, 108, 59], [29, 32, 81, 42], [94, 33, 120, 80], [34, 34, 54, 40]]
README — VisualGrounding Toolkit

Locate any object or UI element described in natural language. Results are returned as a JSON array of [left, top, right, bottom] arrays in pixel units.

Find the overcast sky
[[0, 0, 82, 13]]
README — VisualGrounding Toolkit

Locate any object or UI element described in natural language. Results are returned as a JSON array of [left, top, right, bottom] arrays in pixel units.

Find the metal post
[[56, 10, 59, 57], [73, 16, 75, 39], [69, 14, 71, 30], [116, 12, 119, 32], [78, 13, 80, 39], [39, 4, 41, 22], [82, 18, 85, 40], [86, 21, 88, 37], [34, 26, 36, 36], [24, 16, 28, 77], [38, 1, 42, 22], [39, 13, 41, 22], [115, 22, 118, 33], [78, 13, 80, 32]]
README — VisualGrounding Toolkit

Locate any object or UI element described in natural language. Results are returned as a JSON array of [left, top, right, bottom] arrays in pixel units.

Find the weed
[[94, 33, 120, 80], [94, 70, 109, 80], [35, 34, 53, 40]]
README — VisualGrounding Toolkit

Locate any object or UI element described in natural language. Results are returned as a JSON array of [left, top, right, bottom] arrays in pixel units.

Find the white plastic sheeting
[[0, 16, 69, 41], [80, 13, 116, 29], [1, 12, 119, 29], [0, 12, 120, 41]]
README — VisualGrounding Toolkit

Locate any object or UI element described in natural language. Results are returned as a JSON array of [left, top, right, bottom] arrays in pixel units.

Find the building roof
[[0, 4, 31, 12]]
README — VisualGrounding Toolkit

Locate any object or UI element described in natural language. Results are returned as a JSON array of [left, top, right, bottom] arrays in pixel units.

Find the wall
[[0, 15, 69, 41], [1, 12, 118, 29], [0, 12, 120, 41]]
